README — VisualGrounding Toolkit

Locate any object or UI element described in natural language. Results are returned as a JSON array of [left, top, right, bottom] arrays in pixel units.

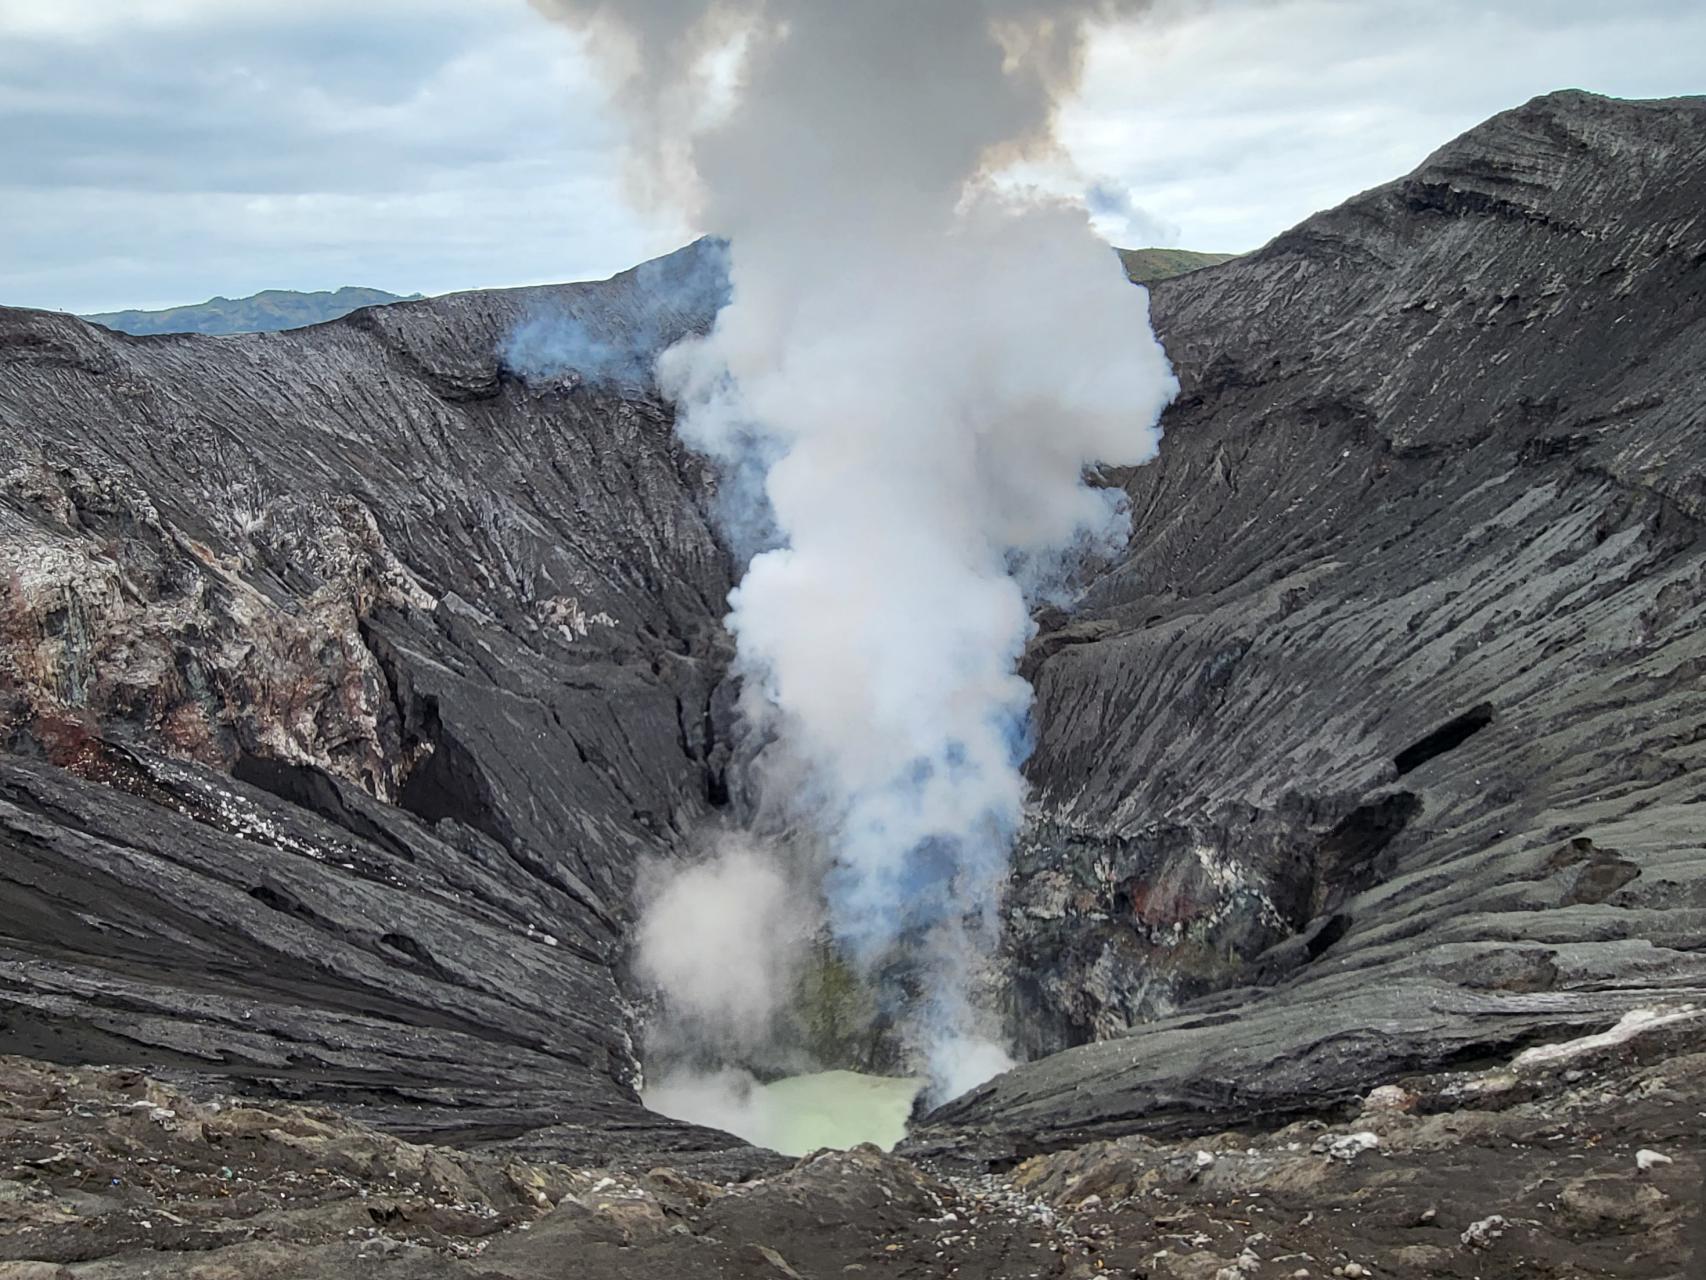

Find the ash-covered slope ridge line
[[526, 0, 1178, 1104], [914, 89, 1706, 1158]]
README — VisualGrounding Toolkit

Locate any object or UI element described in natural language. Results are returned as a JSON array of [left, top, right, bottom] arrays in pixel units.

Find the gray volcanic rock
[[0, 1008, 1699, 1276], [921, 90, 1706, 1155], [0, 242, 758, 1171]]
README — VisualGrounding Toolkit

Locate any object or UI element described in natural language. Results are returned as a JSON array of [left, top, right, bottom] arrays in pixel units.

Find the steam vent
[[2, 0, 1706, 1267]]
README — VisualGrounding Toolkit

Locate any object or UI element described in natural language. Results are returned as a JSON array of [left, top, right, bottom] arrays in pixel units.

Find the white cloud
[[1067, 0, 1706, 250], [0, 0, 1700, 310], [0, 0, 680, 310]]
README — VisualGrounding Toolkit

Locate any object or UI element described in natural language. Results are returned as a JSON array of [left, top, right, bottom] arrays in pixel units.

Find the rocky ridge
[[928, 89, 1706, 1155], [0, 239, 751, 1170]]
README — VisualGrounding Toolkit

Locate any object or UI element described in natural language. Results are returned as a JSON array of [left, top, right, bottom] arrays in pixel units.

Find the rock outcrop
[[0, 240, 752, 1170]]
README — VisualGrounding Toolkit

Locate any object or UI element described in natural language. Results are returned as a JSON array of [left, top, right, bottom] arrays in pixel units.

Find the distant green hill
[[1117, 247, 1236, 286], [84, 286, 421, 336]]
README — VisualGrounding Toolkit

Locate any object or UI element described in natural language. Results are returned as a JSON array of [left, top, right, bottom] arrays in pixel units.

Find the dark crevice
[[682, 689, 731, 809], [355, 616, 416, 786], [231, 753, 418, 864], [247, 884, 320, 923], [1400, 180, 1574, 231], [378, 931, 460, 985], [704, 763, 730, 809], [358, 622, 513, 850], [328, 634, 619, 933], [1303, 912, 1351, 961], [380, 931, 432, 964], [1394, 702, 1494, 775], [1417, 1020, 1611, 1080], [396, 726, 509, 848], [1311, 791, 1423, 917]]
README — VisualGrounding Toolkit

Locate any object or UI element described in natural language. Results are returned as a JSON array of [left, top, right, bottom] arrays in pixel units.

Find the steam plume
[[532, 0, 1177, 1098], [632, 835, 816, 1061]]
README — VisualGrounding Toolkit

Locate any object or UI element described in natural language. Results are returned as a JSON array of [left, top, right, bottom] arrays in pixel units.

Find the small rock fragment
[[1312, 1131, 1381, 1161], [1360, 1084, 1418, 1114], [754, 1245, 803, 1278], [1460, 1215, 1507, 1250]]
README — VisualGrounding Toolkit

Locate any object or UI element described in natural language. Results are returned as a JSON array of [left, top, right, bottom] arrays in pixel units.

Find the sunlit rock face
[[643, 1070, 923, 1158]]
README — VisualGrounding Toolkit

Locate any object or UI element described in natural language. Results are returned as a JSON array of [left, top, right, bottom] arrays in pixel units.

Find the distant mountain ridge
[[79, 250, 1225, 337], [84, 285, 421, 336]]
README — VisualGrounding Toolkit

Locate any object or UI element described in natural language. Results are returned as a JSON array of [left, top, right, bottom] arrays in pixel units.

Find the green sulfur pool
[[643, 1068, 925, 1157]]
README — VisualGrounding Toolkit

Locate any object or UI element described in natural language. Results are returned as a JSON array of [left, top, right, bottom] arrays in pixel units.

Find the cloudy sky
[[2, 0, 1701, 314]]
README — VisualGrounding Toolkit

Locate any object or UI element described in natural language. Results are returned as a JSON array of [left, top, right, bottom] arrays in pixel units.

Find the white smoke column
[[536, 0, 1178, 1097]]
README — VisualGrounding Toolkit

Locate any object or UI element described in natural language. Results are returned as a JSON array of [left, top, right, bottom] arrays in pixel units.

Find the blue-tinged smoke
[[501, 238, 786, 563], [501, 236, 732, 389]]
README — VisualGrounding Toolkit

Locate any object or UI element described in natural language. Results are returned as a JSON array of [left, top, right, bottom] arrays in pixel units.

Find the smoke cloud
[[532, 0, 1178, 1100], [501, 237, 732, 389], [632, 835, 817, 1061], [1085, 178, 1179, 249]]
